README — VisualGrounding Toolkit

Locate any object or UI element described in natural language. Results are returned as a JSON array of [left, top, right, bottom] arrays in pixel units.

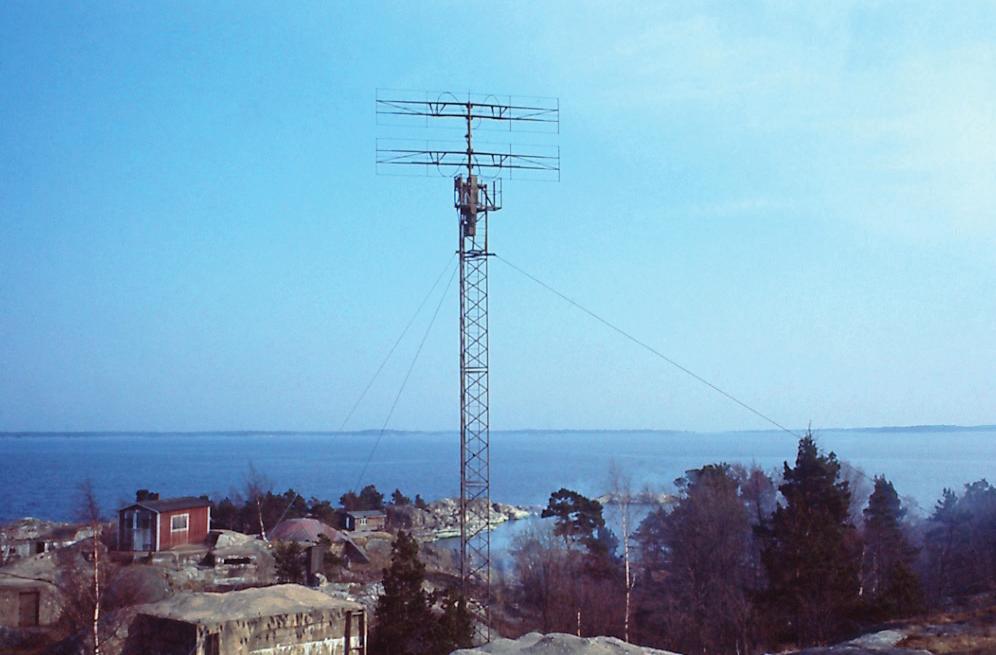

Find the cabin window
[[171, 514, 189, 531]]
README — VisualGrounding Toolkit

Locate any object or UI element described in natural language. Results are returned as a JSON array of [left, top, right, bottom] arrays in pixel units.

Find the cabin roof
[[120, 496, 211, 514]]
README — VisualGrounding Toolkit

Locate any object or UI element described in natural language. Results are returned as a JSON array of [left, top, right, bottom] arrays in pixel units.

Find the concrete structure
[[0, 578, 59, 629], [0, 543, 66, 632], [341, 511, 386, 533], [270, 518, 369, 567], [118, 496, 211, 551], [126, 584, 366, 655], [1, 518, 93, 562], [270, 518, 342, 544]]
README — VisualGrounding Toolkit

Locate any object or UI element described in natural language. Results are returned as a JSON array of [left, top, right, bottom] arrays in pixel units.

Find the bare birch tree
[[608, 461, 634, 643], [75, 479, 103, 655], [244, 462, 272, 540]]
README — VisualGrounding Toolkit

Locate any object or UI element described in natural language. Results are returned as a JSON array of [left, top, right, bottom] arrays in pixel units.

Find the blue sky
[[1, 2, 993, 432]]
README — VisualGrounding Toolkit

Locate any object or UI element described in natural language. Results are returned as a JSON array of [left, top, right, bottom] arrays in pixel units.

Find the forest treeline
[[498, 431, 996, 653]]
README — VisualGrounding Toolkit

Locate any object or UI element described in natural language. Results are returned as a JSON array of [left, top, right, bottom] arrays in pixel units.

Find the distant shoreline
[[2, 424, 995, 438]]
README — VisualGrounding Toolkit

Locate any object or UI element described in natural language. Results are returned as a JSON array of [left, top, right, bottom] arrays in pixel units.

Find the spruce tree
[[762, 432, 860, 646], [370, 531, 472, 655], [435, 589, 474, 653], [370, 531, 436, 655], [862, 476, 922, 617]]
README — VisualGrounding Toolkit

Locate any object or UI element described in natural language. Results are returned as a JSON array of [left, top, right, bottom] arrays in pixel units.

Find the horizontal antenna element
[[376, 90, 560, 181], [376, 89, 559, 132], [376, 139, 559, 180]]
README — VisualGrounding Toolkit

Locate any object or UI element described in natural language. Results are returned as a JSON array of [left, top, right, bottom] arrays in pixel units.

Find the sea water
[[1, 427, 993, 524]]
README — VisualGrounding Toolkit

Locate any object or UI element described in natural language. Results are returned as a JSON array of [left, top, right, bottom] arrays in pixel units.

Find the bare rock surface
[[389, 498, 532, 542], [452, 632, 679, 655], [595, 492, 674, 506], [792, 628, 932, 655]]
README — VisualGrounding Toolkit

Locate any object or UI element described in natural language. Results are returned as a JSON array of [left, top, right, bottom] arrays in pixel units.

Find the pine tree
[[541, 488, 606, 551], [340, 484, 385, 511], [862, 476, 922, 617], [762, 432, 860, 646]]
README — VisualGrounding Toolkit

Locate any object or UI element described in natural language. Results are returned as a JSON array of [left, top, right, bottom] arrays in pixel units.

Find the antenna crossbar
[[376, 95, 559, 127]]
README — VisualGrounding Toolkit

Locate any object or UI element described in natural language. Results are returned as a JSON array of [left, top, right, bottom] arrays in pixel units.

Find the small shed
[[342, 510, 386, 533], [125, 583, 366, 655], [118, 496, 211, 552]]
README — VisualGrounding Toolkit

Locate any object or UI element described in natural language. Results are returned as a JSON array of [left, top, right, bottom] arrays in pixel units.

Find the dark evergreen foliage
[[340, 484, 386, 511], [391, 488, 412, 505], [209, 488, 309, 535], [923, 480, 996, 598], [369, 531, 473, 655], [541, 488, 607, 550], [761, 432, 861, 646], [435, 589, 475, 654], [862, 476, 923, 617], [273, 541, 306, 583]]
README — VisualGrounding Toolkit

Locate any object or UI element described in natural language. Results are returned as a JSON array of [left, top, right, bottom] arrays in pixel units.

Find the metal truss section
[[459, 198, 492, 641]]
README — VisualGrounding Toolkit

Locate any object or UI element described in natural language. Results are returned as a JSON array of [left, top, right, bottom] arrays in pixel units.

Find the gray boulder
[[452, 632, 679, 655]]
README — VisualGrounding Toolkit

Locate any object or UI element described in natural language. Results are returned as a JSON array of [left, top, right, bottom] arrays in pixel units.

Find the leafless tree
[[608, 461, 635, 643], [75, 479, 104, 655], [840, 461, 872, 526], [244, 462, 272, 540], [635, 465, 760, 654]]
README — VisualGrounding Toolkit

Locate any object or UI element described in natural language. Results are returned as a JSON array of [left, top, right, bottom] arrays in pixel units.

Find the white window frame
[[170, 513, 189, 532]]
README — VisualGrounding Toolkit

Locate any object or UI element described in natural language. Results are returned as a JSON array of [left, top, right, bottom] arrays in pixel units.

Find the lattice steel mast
[[454, 104, 497, 633], [376, 91, 559, 639]]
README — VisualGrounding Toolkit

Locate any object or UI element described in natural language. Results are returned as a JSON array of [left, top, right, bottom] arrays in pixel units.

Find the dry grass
[[898, 605, 996, 655]]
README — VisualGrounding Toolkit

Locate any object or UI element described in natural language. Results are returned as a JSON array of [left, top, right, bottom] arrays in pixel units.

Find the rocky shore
[[595, 491, 674, 506], [388, 497, 533, 542]]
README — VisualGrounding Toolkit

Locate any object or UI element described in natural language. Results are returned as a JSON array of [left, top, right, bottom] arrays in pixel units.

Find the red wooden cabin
[[117, 495, 210, 551]]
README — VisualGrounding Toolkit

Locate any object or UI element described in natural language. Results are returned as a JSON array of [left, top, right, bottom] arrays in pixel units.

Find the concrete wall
[[127, 607, 365, 655], [0, 583, 60, 628]]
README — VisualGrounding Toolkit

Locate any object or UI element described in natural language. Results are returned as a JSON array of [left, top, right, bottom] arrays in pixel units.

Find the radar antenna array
[[376, 89, 560, 641]]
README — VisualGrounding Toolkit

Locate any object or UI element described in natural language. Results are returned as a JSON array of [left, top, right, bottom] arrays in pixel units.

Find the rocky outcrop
[[792, 630, 932, 655], [319, 580, 383, 616], [0, 517, 94, 563], [595, 491, 673, 506], [452, 632, 679, 654], [387, 498, 532, 541]]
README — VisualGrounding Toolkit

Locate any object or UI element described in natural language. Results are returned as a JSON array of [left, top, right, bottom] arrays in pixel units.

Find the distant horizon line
[[2, 423, 995, 437]]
